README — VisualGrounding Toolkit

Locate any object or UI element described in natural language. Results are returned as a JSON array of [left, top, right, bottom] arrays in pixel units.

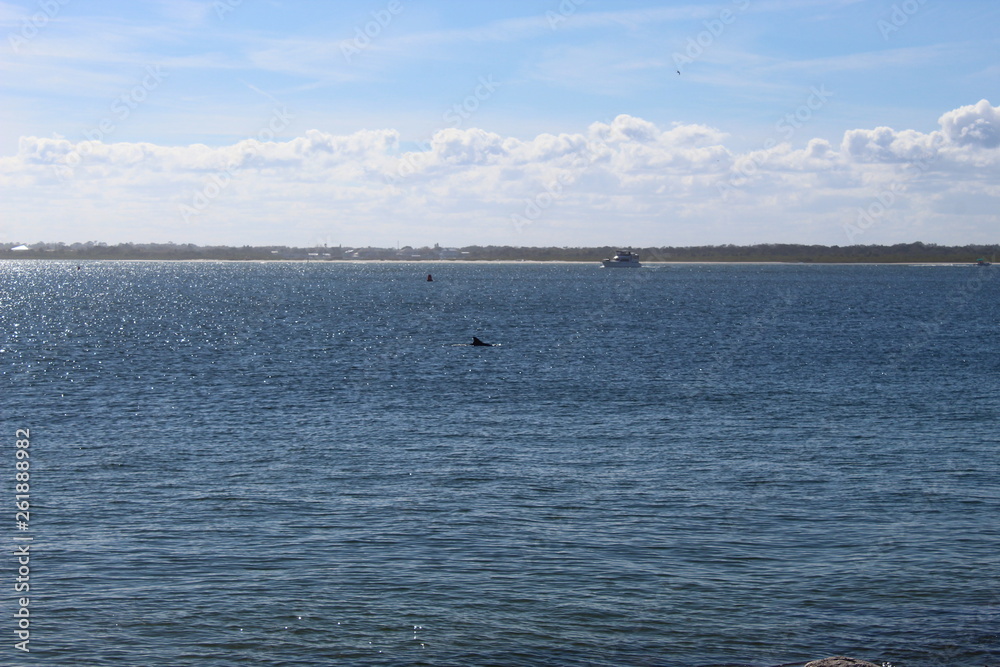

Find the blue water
[[2, 261, 998, 666]]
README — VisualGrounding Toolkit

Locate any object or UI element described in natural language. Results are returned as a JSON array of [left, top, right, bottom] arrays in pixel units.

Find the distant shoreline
[[0, 258, 989, 267], [2, 241, 997, 264]]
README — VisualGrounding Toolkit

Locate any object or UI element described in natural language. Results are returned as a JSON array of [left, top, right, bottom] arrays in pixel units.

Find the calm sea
[[1, 260, 998, 667]]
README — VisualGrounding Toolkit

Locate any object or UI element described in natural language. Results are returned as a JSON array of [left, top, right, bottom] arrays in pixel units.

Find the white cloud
[[939, 98, 1000, 149], [840, 126, 942, 163], [1, 101, 999, 247]]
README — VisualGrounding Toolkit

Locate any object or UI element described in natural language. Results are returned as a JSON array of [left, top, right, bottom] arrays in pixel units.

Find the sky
[[1, 0, 998, 249]]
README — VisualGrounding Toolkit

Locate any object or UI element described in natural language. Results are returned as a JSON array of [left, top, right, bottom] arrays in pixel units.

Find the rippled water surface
[[2, 261, 998, 666]]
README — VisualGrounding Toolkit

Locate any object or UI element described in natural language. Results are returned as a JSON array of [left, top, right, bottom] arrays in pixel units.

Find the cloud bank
[[2, 100, 998, 247]]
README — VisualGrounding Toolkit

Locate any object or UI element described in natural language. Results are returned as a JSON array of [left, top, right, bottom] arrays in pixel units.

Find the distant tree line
[[0, 240, 996, 263]]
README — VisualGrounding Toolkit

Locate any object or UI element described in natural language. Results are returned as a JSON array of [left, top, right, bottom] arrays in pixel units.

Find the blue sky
[[1, 0, 998, 248]]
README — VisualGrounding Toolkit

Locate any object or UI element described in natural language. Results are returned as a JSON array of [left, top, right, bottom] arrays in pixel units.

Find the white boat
[[601, 250, 642, 268]]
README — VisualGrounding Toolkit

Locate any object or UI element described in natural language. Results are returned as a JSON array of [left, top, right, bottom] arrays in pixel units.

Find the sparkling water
[[2, 261, 997, 666]]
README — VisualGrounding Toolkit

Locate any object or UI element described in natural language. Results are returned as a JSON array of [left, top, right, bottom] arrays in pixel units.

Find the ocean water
[[1, 260, 998, 667]]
